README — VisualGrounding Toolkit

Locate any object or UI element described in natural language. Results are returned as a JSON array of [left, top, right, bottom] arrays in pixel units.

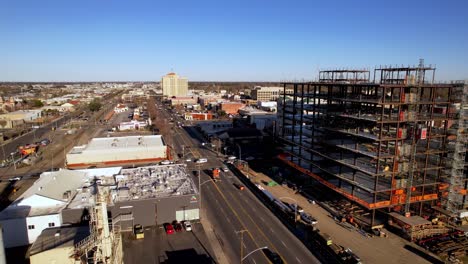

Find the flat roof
[[70, 135, 164, 154], [29, 226, 90, 256], [114, 164, 198, 202]]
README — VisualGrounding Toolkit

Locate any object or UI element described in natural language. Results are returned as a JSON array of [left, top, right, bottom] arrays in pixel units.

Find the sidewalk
[[243, 168, 432, 264], [199, 205, 230, 264]]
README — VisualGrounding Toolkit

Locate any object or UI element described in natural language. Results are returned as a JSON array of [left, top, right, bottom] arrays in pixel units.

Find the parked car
[[288, 203, 304, 213], [195, 158, 208, 164], [183, 221, 192, 231], [174, 222, 183, 232], [300, 212, 318, 225], [9, 176, 22, 182], [40, 139, 51, 146], [160, 160, 172, 165], [222, 166, 229, 172], [164, 223, 174, 234]]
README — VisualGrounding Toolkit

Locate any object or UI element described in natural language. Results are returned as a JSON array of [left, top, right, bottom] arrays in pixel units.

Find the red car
[[165, 223, 174, 234], [174, 223, 183, 232]]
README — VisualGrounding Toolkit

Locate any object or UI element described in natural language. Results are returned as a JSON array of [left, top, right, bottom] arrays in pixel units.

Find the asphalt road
[[158, 104, 320, 264], [0, 114, 73, 161]]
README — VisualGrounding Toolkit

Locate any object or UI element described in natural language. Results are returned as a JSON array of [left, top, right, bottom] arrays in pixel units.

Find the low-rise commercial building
[[62, 164, 200, 230], [170, 96, 197, 106], [0, 170, 89, 248], [0, 110, 42, 129], [251, 86, 293, 102], [184, 112, 213, 121], [118, 120, 149, 131], [66, 135, 168, 169], [220, 102, 245, 115], [29, 226, 90, 264], [196, 121, 233, 137]]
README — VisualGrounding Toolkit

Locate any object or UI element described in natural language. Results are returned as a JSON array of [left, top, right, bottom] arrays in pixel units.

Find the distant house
[[60, 103, 76, 112], [114, 104, 128, 113], [68, 100, 81, 106]]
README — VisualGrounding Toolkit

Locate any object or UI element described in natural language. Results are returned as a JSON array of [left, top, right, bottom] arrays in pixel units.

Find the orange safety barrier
[[279, 155, 385, 209], [438, 183, 449, 190], [278, 154, 439, 210]]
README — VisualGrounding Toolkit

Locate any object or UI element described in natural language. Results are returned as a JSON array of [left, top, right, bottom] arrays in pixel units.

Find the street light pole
[[235, 229, 248, 264], [198, 165, 214, 220], [241, 246, 268, 262], [280, 196, 298, 223], [236, 143, 242, 161]]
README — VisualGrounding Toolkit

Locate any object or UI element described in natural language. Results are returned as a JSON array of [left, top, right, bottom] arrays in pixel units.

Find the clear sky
[[1, 0, 467, 82]]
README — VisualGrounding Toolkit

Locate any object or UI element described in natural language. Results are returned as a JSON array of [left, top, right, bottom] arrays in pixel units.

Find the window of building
[[28, 225, 35, 230], [48, 222, 55, 227]]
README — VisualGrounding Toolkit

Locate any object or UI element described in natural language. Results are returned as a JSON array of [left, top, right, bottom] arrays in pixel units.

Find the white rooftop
[[70, 135, 164, 154], [114, 164, 198, 202]]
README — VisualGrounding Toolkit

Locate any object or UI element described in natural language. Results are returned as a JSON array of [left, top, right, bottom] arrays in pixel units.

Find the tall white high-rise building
[[161, 72, 188, 97]]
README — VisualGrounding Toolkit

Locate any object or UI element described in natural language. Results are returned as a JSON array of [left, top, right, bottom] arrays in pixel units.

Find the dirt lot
[[240, 162, 438, 264]]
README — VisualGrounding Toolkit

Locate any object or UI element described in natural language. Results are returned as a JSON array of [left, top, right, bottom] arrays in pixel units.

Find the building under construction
[[277, 61, 467, 229]]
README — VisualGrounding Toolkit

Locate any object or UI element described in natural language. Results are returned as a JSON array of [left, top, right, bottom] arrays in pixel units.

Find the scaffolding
[[72, 186, 123, 264], [442, 83, 468, 215], [277, 63, 466, 227]]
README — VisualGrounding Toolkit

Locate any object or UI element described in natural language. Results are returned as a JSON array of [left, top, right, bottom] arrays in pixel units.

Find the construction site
[[277, 60, 467, 259]]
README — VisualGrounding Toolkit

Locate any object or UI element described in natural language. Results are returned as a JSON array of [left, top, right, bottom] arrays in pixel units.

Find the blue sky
[[1, 0, 467, 82]]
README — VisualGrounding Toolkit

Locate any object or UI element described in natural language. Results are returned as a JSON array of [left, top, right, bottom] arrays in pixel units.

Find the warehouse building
[[0, 170, 90, 248], [0, 164, 198, 248], [66, 135, 168, 169], [62, 164, 200, 230]]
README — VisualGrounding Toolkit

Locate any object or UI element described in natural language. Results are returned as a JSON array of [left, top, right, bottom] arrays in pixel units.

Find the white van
[[195, 158, 208, 163]]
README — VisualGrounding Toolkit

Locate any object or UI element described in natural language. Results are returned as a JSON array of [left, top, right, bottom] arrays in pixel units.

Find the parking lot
[[122, 222, 215, 264]]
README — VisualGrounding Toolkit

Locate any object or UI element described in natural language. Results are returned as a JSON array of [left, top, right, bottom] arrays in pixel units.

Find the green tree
[[88, 99, 102, 112], [28, 99, 44, 108], [217, 110, 227, 117]]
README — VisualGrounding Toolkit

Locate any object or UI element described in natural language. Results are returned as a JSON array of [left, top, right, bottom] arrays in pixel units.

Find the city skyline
[[1, 0, 467, 82]]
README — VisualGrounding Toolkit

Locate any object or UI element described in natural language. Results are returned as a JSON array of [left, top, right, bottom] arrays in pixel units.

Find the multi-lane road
[[158, 103, 320, 264]]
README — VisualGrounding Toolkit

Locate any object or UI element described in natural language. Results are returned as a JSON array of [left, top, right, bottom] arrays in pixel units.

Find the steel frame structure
[[277, 66, 467, 227]]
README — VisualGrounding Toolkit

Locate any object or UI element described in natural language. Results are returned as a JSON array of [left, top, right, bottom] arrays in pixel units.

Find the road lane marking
[[209, 180, 273, 263], [281, 240, 286, 247], [214, 182, 285, 263], [296, 257, 302, 263]]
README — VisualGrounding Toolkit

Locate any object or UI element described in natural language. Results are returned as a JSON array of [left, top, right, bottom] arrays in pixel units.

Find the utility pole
[[236, 229, 248, 264]]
